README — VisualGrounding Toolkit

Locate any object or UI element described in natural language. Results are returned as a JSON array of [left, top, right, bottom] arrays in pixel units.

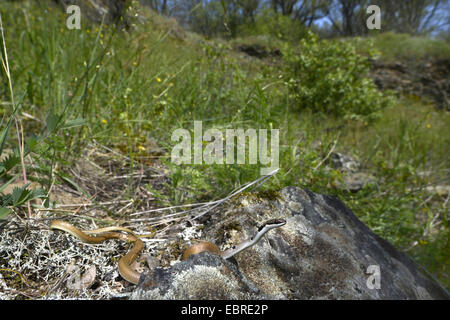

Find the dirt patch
[[369, 57, 449, 110]]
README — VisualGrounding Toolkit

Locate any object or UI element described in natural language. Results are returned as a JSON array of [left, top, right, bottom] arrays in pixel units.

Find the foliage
[[238, 8, 309, 42], [0, 11, 48, 219], [282, 31, 392, 121], [147, 0, 448, 38], [0, 116, 47, 218]]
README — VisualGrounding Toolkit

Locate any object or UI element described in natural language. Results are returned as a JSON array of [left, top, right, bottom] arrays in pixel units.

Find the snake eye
[[232, 245, 236, 249]]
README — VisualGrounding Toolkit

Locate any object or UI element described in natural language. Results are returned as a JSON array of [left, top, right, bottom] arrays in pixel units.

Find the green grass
[[0, 1, 448, 289], [352, 31, 450, 62]]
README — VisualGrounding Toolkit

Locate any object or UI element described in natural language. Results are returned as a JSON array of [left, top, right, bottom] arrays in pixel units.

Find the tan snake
[[50, 218, 286, 285]]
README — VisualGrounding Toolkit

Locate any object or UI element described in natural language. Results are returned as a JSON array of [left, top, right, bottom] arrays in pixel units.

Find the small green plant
[[283, 31, 392, 121]]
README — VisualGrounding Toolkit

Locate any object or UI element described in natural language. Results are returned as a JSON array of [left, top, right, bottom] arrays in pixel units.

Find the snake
[[50, 218, 286, 285]]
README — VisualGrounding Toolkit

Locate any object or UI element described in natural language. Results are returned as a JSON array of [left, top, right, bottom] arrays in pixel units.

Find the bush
[[239, 9, 308, 42], [283, 31, 392, 121]]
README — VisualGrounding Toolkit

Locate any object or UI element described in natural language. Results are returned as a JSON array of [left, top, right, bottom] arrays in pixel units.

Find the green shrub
[[283, 31, 392, 121], [239, 9, 308, 42]]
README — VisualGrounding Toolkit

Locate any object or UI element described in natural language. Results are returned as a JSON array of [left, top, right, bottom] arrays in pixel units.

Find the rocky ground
[[369, 57, 449, 111]]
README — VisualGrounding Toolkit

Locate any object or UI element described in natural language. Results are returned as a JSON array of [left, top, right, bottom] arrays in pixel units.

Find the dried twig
[[131, 168, 280, 223]]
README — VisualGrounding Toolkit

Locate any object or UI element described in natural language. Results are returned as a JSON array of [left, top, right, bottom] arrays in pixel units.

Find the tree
[[293, 0, 331, 27], [377, 0, 447, 34], [237, 0, 261, 23], [322, 0, 449, 36], [323, 0, 369, 36], [138, 0, 450, 38], [271, 0, 298, 15]]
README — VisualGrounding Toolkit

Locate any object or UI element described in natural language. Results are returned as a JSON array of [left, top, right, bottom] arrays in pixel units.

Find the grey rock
[[336, 171, 377, 192], [329, 152, 376, 192], [131, 186, 449, 300], [330, 152, 361, 172], [424, 185, 450, 197]]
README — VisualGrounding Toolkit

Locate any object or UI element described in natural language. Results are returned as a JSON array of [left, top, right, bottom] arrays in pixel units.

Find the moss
[[255, 189, 282, 201], [231, 189, 282, 207]]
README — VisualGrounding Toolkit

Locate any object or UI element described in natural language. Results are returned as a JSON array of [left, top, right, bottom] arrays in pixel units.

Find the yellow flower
[[101, 119, 107, 124], [426, 123, 431, 129], [138, 145, 146, 151], [156, 77, 162, 83]]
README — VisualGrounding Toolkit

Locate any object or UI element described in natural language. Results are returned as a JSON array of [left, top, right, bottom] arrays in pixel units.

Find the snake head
[[257, 218, 286, 232]]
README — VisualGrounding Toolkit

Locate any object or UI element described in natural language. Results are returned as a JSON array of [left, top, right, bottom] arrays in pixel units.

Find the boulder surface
[[132, 186, 449, 299]]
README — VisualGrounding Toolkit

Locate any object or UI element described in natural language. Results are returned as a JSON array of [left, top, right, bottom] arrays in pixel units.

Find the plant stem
[[0, 14, 32, 218]]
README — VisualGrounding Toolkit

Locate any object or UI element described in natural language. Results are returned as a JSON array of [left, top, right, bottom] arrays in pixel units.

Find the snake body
[[50, 218, 286, 285], [50, 220, 144, 284]]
